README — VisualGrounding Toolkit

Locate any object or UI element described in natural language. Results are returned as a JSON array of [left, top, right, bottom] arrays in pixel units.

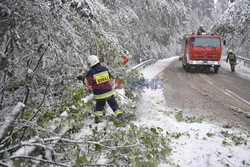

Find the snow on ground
[[140, 57, 178, 79], [136, 57, 250, 167], [221, 56, 250, 80]]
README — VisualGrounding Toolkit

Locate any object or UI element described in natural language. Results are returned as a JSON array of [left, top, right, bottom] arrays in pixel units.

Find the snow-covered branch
[[87, 141, 142, 150], [10, 155, 71, 167], [0, 161, 11, 167], [0, 141, 53, 154], [0, 102, 25, 141]]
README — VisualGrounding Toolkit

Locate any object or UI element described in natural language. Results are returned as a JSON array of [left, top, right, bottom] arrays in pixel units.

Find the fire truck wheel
[[182, 63, 186, 69], [214, 67, 219, 73], [186, 64, 190, 72]]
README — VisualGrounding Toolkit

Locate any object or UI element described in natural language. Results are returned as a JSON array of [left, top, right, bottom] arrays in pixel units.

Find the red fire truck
[[180, 33, 223, 73]]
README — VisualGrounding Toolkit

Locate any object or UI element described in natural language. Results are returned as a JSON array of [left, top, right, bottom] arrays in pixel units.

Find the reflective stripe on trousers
[[95, 90, 114, 100], [95, 111, 103, 117]]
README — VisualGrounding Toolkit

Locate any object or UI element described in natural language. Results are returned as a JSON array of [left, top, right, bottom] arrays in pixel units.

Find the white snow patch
[[136, 57, 250, 166], [141, 57, 178, 79]]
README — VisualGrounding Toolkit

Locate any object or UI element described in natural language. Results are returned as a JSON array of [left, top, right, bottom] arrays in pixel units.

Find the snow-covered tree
[[211, 0, 250, 58]]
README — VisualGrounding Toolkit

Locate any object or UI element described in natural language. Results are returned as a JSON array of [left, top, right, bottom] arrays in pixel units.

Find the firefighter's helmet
[[87, 55, 100, 67]]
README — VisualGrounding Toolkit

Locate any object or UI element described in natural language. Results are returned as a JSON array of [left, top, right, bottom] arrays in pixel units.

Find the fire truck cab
[[181, 33, 223, 73]]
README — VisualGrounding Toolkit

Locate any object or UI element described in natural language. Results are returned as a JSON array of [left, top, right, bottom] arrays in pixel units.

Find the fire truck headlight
[[192, 61, 197, 64], [214, 61, 219, 65]]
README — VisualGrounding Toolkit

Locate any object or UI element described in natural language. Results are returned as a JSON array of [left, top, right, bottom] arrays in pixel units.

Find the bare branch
[[0, 4, 11, 14], [87, 141, 142, 150], [33, 43, 50, 72], [0, 126, 24, 146], [18, 47, 28, 63], [22, 85, 30, 105], [30, 83, 49, 120], [3, 34, 13, 55]]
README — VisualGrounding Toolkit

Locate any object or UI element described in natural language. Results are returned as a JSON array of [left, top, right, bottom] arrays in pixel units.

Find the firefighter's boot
[[115, 110, 124, 120]]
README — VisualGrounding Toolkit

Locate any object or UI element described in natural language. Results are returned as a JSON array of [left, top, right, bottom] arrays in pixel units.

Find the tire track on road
[[162, 60, 250, 129], [200, 74, 250, 106]]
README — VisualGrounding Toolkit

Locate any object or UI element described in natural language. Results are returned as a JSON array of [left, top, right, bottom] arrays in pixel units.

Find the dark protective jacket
[[226, 52, 237, 63], [86, 63, 114, 100], [197, 27, 206, 35]]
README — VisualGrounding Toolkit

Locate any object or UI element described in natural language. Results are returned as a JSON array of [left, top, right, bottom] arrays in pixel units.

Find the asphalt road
[[159, 60, 250, 130]]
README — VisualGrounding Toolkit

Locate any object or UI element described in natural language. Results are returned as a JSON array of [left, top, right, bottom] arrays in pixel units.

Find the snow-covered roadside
[[221, 56, 250, 80], [136, 57, 250, 166]]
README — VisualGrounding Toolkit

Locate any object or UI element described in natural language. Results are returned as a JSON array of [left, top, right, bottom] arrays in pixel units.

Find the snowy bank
[[136, 57, 250, 167]]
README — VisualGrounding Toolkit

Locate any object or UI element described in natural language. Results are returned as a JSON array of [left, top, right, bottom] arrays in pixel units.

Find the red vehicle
[[180, 33, 223, 73]]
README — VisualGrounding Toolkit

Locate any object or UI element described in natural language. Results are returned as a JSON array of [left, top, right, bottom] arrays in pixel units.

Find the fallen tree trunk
[[0, 102, 25, 141]]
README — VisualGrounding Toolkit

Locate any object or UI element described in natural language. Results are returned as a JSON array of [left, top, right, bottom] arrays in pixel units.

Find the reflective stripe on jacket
[[86, 64, 114, 100], [227, 53, 236, 63], [228, 53, 235, 60]]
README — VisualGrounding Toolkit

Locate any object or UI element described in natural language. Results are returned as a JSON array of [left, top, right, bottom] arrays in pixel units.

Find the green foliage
[[221, 130, 230, 138], [175, 111, 184, 122], [184, 116, 203, 123], [5, 80, 22, 91], [206, 132, 214, 137], [0, 57, 9, 71], [20, 111, 32, 120], [3, 151, 11, 161], [76, 154, 88, 167], [37, 111, 57, 127], [222, 139, 229, 146], [223, 123, 234, 129], [175, 111, 203, 123], [81, 123, 172, 166], [169, 132, 182, 139], [72, 87, 85, 102], [231, 136, 247, 146], [220, 130, 248, 146]]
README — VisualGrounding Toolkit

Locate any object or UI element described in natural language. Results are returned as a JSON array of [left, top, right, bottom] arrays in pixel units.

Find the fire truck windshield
[[192, 37, 220, 48]]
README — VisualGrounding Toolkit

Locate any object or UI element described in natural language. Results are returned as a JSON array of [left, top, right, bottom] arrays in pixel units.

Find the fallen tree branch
[[0, 141, 53, 154], [30, 83, 49, 120], [0, 102, 25, 141], [19, 120, 57, 136], [1, 136, 138, 155], [13, 120, 70, 159], [10, 155, 71, 167], [33, 42, 50, 72], [0, 161, 11, 167], [87, 141, 141, 150]]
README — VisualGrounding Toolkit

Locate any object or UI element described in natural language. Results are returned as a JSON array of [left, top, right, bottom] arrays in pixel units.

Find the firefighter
[[197, 25, 206, 35], [226, 50, 237, 72], [85, 55, 124, 123]]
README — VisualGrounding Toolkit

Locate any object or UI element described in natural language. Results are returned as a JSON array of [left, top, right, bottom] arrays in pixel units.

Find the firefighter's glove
[[81, 98, 87, 103], [81, 94, 94, 103], [77, 75, 85, 81]]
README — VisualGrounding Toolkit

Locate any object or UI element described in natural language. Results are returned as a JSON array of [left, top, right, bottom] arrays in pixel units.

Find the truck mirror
[[223, 40, 226, 45]]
